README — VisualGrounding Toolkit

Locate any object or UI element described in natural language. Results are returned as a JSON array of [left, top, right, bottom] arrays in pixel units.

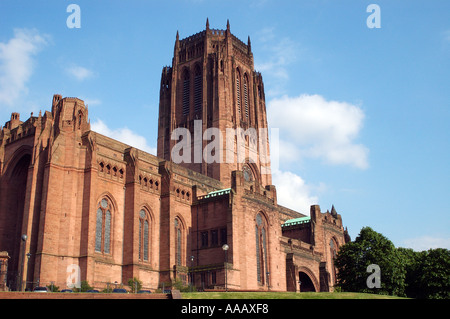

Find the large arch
[[0, 149, 32, 290], [297, 266, 320, 292]]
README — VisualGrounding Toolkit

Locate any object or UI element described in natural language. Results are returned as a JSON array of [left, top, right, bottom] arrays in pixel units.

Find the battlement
[[176, 19, 251, 60], [179, 30, 207, 45]]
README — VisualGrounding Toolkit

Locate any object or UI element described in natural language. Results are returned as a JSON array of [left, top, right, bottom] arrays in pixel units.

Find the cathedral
[[0, 20, 349, 292]]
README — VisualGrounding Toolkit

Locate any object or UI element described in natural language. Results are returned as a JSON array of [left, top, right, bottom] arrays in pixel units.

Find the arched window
[[236, 69, 241, 117], [139, 209, 151, 262], [243, 164, 253, 182], [194, 65, 202, 113], [243, 74, 249, 120], [182, 69, 190, 116], [175, 217, 183, 266], [330, 238, 338, 284], [95, 198, 112, 254], [255, 213, 269, 285]]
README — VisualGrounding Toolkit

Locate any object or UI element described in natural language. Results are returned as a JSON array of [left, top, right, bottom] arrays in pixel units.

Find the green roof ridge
[[282, 216, 311, 227]]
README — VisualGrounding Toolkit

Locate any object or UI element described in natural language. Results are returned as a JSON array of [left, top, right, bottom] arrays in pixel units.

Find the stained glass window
[[177, 228, 182, 266], [95, 198, 112, 254], [255, 213, 269, 285], [175, 218, 183, 266], [95, 209, 102, 252], [104, 211, 111, 254], [139, 209, 150, 262], [144, 220, 149, 261]]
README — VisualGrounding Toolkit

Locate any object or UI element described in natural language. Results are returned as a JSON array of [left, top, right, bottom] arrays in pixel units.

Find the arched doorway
[[1, 153, 31, 290], [299, 271, 316, 292]]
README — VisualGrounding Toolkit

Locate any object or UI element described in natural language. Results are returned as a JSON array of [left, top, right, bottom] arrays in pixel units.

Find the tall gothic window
[[194, 65, 202, 114], [182, 69, 190, 116], [255, 212, 269, 285], [95, 198, 112, 254], [139, 209, 150, 262], [243, 74, 249, 120], [330, 238, 338, 284], [236, 69, 241, 117], [175, 217, 183, 266]]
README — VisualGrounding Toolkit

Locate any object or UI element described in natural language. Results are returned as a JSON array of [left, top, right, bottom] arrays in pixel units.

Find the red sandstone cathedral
[[0, 20, 349, 292]]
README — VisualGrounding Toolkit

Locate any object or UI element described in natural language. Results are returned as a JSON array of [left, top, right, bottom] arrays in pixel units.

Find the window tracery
[[95, 197, 113, 254]]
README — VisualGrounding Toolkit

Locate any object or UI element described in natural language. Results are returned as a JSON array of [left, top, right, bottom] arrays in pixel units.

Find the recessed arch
[[297, 266, 319, 292], [2, 145, 33, 179], [1, 149, 32, 289]]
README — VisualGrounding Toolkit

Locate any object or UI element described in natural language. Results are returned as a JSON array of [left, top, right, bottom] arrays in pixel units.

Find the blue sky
[[1, 0, 449, 251]]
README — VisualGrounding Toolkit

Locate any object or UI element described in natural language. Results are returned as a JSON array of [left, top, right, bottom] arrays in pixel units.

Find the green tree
[[398, 247, 449, 299], [397, 247, 424, 298], [128, 277, 143, 293], [418, 248, 450, 299], [334, 227, 406, 296]]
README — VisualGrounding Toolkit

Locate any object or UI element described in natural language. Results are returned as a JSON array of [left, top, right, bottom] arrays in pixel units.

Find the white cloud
[[66, 65, 94, 81], [91, 119, 156, 155], [254, 29, 300, 97], [268, 94, 369, 169], [401, 236, 450, 251], [0, 28, 49, 106], [272, 169, 319, 215]]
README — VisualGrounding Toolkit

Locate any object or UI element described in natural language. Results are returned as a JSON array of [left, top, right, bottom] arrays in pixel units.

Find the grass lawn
[[181, 291, 407, 299]]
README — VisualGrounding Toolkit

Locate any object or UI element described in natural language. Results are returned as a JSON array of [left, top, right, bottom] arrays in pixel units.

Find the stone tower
[[158, 19, 272, 188]]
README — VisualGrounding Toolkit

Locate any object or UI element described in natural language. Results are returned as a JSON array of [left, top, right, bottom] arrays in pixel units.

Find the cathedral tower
[[158, 19, 272, 188]]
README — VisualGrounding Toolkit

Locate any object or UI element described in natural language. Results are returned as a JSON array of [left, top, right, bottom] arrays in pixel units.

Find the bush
[[128, 277, 143, 293]]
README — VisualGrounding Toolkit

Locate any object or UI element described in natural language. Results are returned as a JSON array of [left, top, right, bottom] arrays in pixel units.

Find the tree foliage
[[335, 227, 450, 299], [334, 227, 405, 296], [128, 277, 143, 293], [399, 247, 450, 299]]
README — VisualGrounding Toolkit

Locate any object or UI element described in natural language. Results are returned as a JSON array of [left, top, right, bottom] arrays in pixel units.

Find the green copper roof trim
[[282, 216, 311, 227], [203, 188, 232, 199]]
